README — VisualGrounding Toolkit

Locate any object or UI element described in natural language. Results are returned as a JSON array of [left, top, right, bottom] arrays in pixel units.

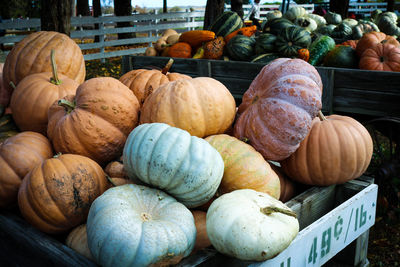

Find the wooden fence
[[348, 2, 387, 17]]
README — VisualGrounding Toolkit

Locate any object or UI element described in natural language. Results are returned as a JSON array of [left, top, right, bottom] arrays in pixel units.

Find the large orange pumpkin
[[18, 154, 109, 234], [234, 58, 323, 161], [359, 43, 400, 72], [47, 77, 140, 165], [3, 31, 85, 103], [10, 50, 79, 135], [355, 31, 400, 57], [280, 112, 373, 186], [205, 134, 280, 199], [140, 77, 236, 138], [119, 59, 192, 106], [0, 132, 53, 208]]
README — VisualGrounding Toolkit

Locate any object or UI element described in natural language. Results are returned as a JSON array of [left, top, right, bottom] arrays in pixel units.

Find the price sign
[[250, 183, 378, 267]]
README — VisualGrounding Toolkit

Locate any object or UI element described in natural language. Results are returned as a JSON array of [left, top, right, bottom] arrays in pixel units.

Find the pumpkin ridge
[[191, 81, 207, 137]]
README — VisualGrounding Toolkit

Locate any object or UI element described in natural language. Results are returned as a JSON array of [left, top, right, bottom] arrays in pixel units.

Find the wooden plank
[[78, 36, 158, 50], [210, 60, 264, 80], [83, 47, 147, 61], [317, 67, 334, 115]]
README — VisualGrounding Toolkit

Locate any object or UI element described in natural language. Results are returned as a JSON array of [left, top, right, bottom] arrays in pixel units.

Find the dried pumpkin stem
[[318, 110, 327, 121], [106, 175, 117, 187], [9, 81, 16, 90], [58, 99, 76, 113], [50, 49, 62, 85], [53, 152, 62, 158], [261, 206, 297, 218], [161, 58, 174, 74]]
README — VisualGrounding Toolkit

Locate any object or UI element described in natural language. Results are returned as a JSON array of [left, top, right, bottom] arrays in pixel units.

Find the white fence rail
[[225, 4, 315, 19], [348, 2, 387, 17]]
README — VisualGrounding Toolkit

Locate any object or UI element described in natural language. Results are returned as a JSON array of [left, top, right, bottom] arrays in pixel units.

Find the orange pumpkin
[[18, 154, 109, 234], [66, 224, 94, 260], [191, 210, 211, 253], [359, 43, 400, 72], [168, 42, 192, 58], [224, 25, 258, 44], [140, 77, 236, 138], [235, 58, 323, 161], [280, 112, 373, 186], [271, 164, 297, 203], [179, 30, 216, 49], [10, 50, 79, 135], [119, 59, 192, 106], [298, 48, 310, 62], [47, 77, 140, 165], [0, 63, 11, 107], [340, 40, 358, 49], [0, 132, 53, 208], [3, 31, 85, 102], [355, 31, 400, 57]]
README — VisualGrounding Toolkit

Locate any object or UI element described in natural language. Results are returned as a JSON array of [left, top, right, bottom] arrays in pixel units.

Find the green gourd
[[308, 35, 336, 66]]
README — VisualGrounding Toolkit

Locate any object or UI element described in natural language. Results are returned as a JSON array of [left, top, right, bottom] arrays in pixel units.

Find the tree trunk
[[231, 0, 244, 19], [114, 0, 134, 39], [203, 0, 225, 30], [76, 0, 90, 16], [163, 0, 167, 13], [329, 0, 349, 19], [93, 0, 102, 42], [386, 0, 395, 12], [40, 0, 72, 36]]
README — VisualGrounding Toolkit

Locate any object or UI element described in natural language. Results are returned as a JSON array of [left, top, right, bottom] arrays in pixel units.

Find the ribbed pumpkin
[[178, 30, 215, 48], [168, 42, 192, 58], [87, 184, 196, 267], [123, 123, 224, 208], [0, 63, 11, 107], [140, 77, 236, 138], [210, 11, 243, 37], [205, 134, 280, 199], [255, 33, 277, 54], [263, 18, 294, 35], [356, 31, 400, 57], [191, 210, 211, 253], [0, 132, 53, 208], [359, 43, 400, 72], [276, 26, 312, 57], [66, 224, 94, 260], [119, 59, 192, 106], [280, 112, 373, 186], [226, 35, 256, 61], [10, 50, 79, 135], [18, 154, 109, 234], [47, 77, 140, 165], [235, 58, 323, 161], [203, 36, 226, 60], [284, 6, 307, 21], [3, 31, 85, 100]]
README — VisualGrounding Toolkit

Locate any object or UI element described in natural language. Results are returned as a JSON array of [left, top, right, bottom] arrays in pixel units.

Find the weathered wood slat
[[83, 47, 147, 61], [78, 36, 158, 50]]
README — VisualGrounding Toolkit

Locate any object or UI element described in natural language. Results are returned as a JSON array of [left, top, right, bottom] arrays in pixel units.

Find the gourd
[[251, 53, 280, 63], [356, 31, 400, 57], [168, 42, 192, 58], [352, 23, 375, 40], [308, 35, 336, 66], [206, 189, 299, 261], [140, 77, 236, 138], [224, 25, 257, 44], [377, 15, 400, 36], [47, 77, 140, 165], [10, 50, 79, 135], [266, 10, 282, 21], [315, 24, 336, 35], [87, 184, 196, 267], [154, 29, 178, 52], [235, 58, 323, 161], [298, 48, 310, 62], [144, 47, 157, 56], [324, 11, 342, 25], [306, 14, 327, 28], [123, 123, 224, 208], [119, 58, 192, 106], [284, 6, 307, 22], [179, 30, 215, 48], [203, 36, 226, 60], [3, 31, 85, 96], [209, 11, 243, 37], [330, 23, 353, 40], [342, 18, 358, 28], [275, 26, 312, 57], [66, 224, 94, 260], [18, 154, 109, 234], [0, 132, 52, 207], [263, 18, 294, 35], [0, 63, 11, 107], [205, 134, 281, 199], [281, 112, 373, 186], [294, 17, 318, 32], [359, 43, 400, 72], [226, 35, 256, 61], [323, 45, 358, 69], [166, 34, 181, 45], [340, 40, 359, 49], [255, 33, 277, 54]]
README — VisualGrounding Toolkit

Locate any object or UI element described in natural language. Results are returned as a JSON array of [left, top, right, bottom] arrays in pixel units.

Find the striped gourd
[[263, 18, 294, 35], [255, 33, 277, 54], [276, 26, 311, 57], [210, 11, 243, 37], [227, 35, 256, 61], [251, 53, 280, 63]]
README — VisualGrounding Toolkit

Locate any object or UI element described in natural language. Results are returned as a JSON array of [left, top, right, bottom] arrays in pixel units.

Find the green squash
[[294, 17, 318, 32], [210, 11, 243, 37], [324, 11, 342, 25], [316, 24, 337, 35], [251, 53, 280, 63], [372, 9, 383, 24], [284, 6, 307, 22], [378, 14, 400, 36], [342, 18, 358, 28], [308, 35, 336, 66], [255, 33, 277, 54], [323, 45, 358, 69], [227, 35, 256, 61], [276, 26, 312, 57], [263, 18, 294, 35], [331, 23, 353, 40], [352, 22, 376, 40]]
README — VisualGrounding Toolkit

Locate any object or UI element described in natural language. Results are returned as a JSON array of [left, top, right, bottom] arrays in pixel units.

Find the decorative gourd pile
[[144, 8, 400, 72], [0, 30, 375, 265]]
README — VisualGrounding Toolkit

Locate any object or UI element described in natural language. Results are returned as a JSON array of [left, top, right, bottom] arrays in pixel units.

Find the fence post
[[186, 8, 191, 31], [154, 9, 159, 38], [99, 19, 105, 63]]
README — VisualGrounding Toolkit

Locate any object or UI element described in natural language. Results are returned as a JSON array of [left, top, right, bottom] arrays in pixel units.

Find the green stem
[[50, 49, 62, 85], [261, 206, 297, 218], [58, 99, 76, 114], [318, 110, 327, 121], [9, 82, 16, 90]]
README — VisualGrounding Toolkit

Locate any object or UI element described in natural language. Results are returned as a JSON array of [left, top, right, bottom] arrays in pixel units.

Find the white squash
[[206, 189, 299, 261], [87, 184, 196, 267]]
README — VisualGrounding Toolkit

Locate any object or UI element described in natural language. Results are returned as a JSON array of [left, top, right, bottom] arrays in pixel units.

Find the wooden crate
[[122, 56, 400, 119], [0, 177, 377, 267]]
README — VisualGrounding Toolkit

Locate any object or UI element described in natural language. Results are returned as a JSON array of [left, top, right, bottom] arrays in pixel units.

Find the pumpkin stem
[[318, 110, 327, 121], [161, 58, 174, 74], [50, 49, 62, 85], [261, 206, 297, 218], [58, 99, 76, 113], [9, 81, 16, 90], [53, 152, 62, 158], [241, 137, 249, 143], [106, 175, 117, 187]]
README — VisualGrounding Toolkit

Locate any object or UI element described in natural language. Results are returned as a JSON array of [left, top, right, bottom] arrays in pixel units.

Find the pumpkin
[[281, 112, 373, 186], [168, 42, 192, 58], [359, 43, 400, 72], [206, 189, 299, 261], [66, 224, 94, 260], [123, 123, 224, 208], [276, 26, 312, 57], [144, 47, 157, 56], [308, 35, 336, 66], [266, 10, 282, 21], [298, 48, 310, 62], [323, 45, 358, 69], [235, 58, 323, 161], [263, 18, 294, 35], [119, 58, 192, 106], [224, 25, 257, 44], [47, 77, 140, 165], [284, 6, 307, 22], [191, 210, 211, 253], [294, 17, 318, 32], [271, 164, 297, 203], [0, 63, 11, 107], [226, 35, 256, 61], [203, 36, 226, 60], [324, 11, 342, 25], [0, 132, 53, 208], [306, 14, 327, 28], [87, 184, 196, 267], [209, 11, 244, 37], [166, 34, 181, 45], [340, 40, 359, 49], [18, 154, 109, 233], [179, 30, 215, 48], [251, 53, 280, 63], [356, 31, 400, 57], [0, 108, 19, 143], [205, 134, 280, 198], [10, 50, 79, 135], [330, 23, 353, 40], [140, 77, 236, 138], [255, 33, 277, 54], [104, 160, 128, 179], [3, 31, 85, 98], [352, 23, 375, 40]]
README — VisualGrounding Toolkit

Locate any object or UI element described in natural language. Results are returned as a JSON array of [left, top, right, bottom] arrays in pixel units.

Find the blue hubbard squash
[[227, 35, 256, 61], [123, 123, 224, 208], [210, 11, 243, 37]]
